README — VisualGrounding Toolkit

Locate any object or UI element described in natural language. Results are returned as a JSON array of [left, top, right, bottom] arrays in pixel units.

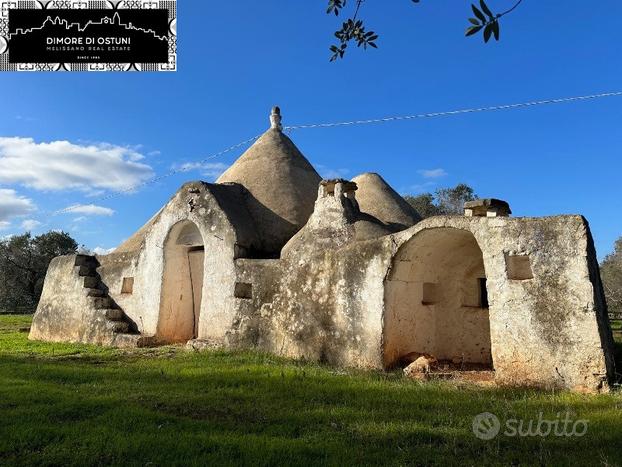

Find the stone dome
[[351, 172, 421, 230], [217, 108, 322, 253]]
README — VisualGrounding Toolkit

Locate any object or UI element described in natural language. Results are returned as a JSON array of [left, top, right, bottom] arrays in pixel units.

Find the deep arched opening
[[383, 228, 493, 370], [157, 220, 205, 343]]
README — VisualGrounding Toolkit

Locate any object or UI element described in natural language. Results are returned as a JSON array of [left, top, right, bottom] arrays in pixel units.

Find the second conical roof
[[352, 172, 421, 230]]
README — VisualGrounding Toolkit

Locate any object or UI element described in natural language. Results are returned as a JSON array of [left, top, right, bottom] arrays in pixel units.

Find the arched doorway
[[383, 228, 493, 370], [157, 220, 205, 343]]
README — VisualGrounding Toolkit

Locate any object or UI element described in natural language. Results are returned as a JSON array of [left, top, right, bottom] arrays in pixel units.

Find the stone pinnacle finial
[[270, 106, 282, 131]]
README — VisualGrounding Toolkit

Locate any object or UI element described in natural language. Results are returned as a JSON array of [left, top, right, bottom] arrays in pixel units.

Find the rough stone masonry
[[30, 107, 616, 393]]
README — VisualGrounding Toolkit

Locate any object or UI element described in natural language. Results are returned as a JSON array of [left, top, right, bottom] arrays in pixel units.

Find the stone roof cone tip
[[270, 106, 283, 131]]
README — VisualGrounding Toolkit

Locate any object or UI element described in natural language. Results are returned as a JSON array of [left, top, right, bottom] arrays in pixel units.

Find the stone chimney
[[305, 179, 361, 230], [318, 179, 358, 203], [464, 199, 511, 217]]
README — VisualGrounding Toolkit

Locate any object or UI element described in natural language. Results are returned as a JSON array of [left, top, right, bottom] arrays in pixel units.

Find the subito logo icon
[[472, 412, 501, 440]]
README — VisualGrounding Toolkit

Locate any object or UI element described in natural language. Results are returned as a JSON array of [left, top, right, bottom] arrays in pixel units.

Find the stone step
[[77, 265, 97, 277], [110, 333, 141, 348], [111, 334, 156, 349], [136, 335, 159, 347], [86, 288, 105, 297], [83, 276, 100, 289], [108, 321, 129, 334], [103, 308, 124, 321], [91, 296, 114, 309]]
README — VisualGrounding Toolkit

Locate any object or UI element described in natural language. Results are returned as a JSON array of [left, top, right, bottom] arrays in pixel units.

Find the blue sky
[[1, 1, 621, 258]]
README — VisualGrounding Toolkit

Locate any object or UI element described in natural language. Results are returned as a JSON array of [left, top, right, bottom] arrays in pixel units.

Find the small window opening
[[506, 254, 534, 280], [121, 277, 134, 294], [234, 282, 253, 299], [421, 282, 438, 305]]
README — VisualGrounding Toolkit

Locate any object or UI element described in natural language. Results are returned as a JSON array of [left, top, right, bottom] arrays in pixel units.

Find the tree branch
[[329, 0, 527, 60], [499, 0, 524, 18], [352, 0, 364, 21]]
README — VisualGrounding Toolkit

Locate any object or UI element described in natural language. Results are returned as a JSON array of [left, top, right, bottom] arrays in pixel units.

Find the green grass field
[[1, 315, 621, 466]]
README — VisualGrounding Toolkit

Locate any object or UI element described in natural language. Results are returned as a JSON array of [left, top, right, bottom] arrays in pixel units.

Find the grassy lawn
[[1, 315, 621, 466]]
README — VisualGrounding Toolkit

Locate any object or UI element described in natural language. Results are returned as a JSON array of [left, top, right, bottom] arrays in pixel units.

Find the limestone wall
[[30, 179, 614, 393], [388, 215, 614, 392], [97, 182, 244, 343], [226, 214, 614, 393], [32, 182, 250, 347], [228, 237, 392, 368]]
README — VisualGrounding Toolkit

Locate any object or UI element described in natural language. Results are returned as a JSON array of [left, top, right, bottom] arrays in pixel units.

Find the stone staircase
[[74, 254, 141, 346]]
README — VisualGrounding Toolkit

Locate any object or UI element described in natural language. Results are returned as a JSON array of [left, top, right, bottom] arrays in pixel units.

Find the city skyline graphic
[[9, 11, 168, 42]]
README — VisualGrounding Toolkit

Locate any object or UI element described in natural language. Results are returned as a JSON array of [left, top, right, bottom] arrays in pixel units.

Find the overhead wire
[[29, 90, 622, 217]]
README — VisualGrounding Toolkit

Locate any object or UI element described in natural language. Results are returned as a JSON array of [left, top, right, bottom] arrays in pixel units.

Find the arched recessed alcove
[[383, 228, 493, 370], [157, 220, 205, 343]]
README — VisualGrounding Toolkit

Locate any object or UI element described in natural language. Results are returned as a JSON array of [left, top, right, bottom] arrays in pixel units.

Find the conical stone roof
[[217, 107, 322, 254], [352, 172, 421, 230]]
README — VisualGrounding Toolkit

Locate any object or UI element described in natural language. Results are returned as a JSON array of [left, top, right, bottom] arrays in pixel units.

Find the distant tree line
[[0, 231, 77, 313], [1, 198, 621, 322], [405, 183, 477, 218], [601, 238, 622, 318]]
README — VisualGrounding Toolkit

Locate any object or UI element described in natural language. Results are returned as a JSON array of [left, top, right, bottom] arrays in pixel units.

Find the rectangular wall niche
[[234, 282, 253, 299], [505, 254, 534, 280], [421, 282, 438, 305], [121, 277, 134, 294]]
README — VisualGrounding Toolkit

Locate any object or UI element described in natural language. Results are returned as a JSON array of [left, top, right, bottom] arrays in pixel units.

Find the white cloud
[[15, 115, 36, 122], [0, 137, 154, 192], [21, 219, 41, 231], [176, 161, 229, 180], [61, 204, 115, 216], [93, 246, 116, 255], [0, 189, 36, 223], [315, 164, 350, 180], [406, 181, 436, 194], [418, 168, 448, 179], [0, 221, 10, 231]]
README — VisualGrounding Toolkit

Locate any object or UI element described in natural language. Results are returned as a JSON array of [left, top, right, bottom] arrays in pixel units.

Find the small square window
[[121, 277, 134, 294], [234, 282, 252, 299], [506, 254, 534, 280]]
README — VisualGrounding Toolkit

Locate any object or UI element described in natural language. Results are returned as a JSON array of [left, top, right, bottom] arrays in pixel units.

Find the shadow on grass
[[1, 316, 622, 465], [1, 347, 622, 466]]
